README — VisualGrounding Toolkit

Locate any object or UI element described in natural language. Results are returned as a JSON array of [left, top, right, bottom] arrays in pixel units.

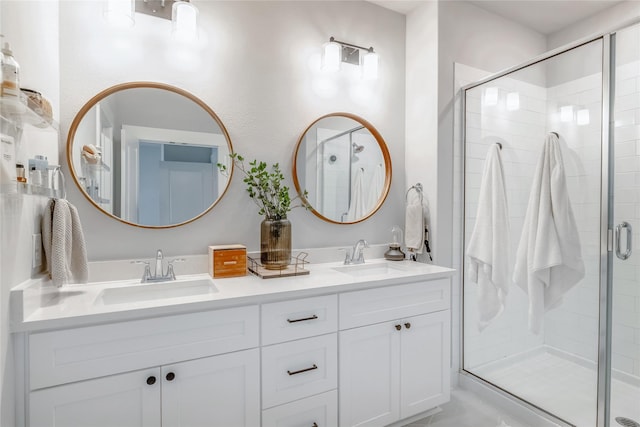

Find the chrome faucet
[[132, 249, 185, 283], [344, 239, 369, 265]]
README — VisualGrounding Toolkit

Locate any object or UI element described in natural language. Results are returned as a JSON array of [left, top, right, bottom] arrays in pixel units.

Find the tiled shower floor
[[471, 349, 640, 427]]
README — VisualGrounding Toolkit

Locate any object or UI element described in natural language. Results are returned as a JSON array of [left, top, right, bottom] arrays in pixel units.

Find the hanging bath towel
[[466, 144, 511, 331], [42, 199, 89, 287], [513, 133, 584, 334], [346, 168, 366, 221], [405, 190, 424, 254], [366, 164, 384, 213]]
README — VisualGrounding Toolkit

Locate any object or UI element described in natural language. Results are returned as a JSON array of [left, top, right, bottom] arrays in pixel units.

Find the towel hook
[[406, 183, 423, 203], [496, 142, 502, 150], [550, 131, 559, 138]]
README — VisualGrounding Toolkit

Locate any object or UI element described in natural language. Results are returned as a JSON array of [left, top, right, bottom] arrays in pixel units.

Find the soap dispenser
[[384, 225, 405, 261]]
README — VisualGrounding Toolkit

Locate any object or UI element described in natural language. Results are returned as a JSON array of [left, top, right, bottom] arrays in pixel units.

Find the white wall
[[405, 1, 438, 264], [59, 1, 406, 261], [0, 2, 60, 425]]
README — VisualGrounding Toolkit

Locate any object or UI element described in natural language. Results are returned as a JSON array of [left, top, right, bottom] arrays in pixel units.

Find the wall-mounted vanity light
[[576, 108, 590, 126], [506, 92, 520, 111], [560, 105, 574, 122], [322, 36, 379, 80], [105, 0, 199, 41]]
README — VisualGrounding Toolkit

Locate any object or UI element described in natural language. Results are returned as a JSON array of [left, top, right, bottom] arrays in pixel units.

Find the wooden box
[[208, 245, 247, 278]]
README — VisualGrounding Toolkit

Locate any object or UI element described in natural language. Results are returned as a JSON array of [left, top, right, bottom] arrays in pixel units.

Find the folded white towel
[[513, 133, 585, 334], [42, 199, 89, 287], [346, 168, 366, 222], [405, 192, 424, 253], [466, 144, 511, 331]]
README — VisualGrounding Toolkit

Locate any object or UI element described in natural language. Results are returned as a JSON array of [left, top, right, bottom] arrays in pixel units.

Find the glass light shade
[[104, 0, 134, 27], [577, 108, 590, 126], [172, 0, 199, 42], [483, 87, 498, 106], [361, 50, 379, 80], [506, 92, 519, 111], [322, 41, 341, 72], [560, 105, 574, 122], [391, 225, 403, 246]]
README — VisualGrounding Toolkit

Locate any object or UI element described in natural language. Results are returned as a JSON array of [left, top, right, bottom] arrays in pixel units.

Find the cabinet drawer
[[29, 305, 259, 390], [261, 294, 337, 345], [262, 334, 337, 409], [339, 279, 450, 329], [262, 390, 337, 427]]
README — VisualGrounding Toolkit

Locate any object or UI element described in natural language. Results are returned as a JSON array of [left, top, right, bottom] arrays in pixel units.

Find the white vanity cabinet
[[25, 306, 260, 427], [338, 280, 451, 427], [17, 270, 453, 427]]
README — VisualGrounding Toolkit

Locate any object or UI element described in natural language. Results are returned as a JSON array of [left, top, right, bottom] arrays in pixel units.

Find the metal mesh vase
[[260, 218, 291, 269]]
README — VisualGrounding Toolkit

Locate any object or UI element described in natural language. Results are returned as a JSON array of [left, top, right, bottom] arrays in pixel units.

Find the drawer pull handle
[[223, 261, 237, 265], [395, 324, 402, 331], [287, 364, 318, 376], [166, 372, 175, 381], [146, 376, 156, 386], [404, 322, 411, 329], [287, 315, 318, 323]]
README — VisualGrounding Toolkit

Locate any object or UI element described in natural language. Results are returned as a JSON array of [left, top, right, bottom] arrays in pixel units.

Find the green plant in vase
[[218, 153, 309, 269]]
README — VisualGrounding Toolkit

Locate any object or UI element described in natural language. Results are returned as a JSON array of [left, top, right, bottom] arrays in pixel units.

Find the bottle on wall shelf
[[1, 40, 20, 99]]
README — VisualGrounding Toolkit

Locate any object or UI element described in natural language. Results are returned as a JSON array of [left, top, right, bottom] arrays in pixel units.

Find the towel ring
[[406, 183, 423, 203]]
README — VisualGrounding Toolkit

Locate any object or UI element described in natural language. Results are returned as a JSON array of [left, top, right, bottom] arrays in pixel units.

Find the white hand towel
[[466, 144, 510, 331], [405, 192, 424, 253], [42, 199, 89, 287], [513, 133, 585, 334], [346, 168, 366, 221]]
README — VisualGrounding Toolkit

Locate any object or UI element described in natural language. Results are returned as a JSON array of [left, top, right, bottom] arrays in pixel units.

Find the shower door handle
[[615, 222, 632, 260]]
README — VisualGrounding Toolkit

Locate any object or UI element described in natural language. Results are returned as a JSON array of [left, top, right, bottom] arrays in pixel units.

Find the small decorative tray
[[247, 252, 310, 279]]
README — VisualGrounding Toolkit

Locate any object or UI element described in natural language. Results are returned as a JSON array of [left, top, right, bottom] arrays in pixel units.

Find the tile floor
[[472, 350, 640, 427], [404, 389, 533, 427]]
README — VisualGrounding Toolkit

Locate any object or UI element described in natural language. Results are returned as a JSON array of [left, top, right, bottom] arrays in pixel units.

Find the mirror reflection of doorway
[[138, 142, 218, 226]]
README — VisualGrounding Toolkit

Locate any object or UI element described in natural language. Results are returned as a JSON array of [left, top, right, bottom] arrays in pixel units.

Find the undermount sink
[[96, 277, 218, 306], [332, 262, 405, 277]]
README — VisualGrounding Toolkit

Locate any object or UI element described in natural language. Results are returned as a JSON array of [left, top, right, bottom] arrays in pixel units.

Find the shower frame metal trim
[[458, 23, 637, 426]]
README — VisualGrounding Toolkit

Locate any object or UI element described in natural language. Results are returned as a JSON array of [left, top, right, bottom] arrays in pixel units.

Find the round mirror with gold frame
[[67, 82, 234, 229], [293, 113, 392, 224]]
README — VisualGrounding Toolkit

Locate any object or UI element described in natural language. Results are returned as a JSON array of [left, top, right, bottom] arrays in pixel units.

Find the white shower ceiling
[[370, 0, 624, 35]]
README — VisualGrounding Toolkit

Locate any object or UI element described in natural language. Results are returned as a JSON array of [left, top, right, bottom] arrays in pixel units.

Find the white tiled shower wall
[[612, 56, 640, 378], [456, 48, 640, 382], [462, 76, 547, 369]]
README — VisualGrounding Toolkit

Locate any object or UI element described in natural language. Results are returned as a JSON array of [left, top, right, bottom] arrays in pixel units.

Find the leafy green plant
[[218, 153, 309, 220]]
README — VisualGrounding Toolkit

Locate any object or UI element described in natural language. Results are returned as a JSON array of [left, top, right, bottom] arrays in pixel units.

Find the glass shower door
[[609, 23, 640, 427]]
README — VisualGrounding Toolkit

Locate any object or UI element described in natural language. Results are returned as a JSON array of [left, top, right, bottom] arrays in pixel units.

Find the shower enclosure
[[460, 23, 639, 427]]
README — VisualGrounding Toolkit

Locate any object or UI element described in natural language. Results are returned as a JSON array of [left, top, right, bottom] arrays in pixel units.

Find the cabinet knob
[[404, 322, 411, 329], [166, 372, 175, 381], [146, 376, 156, 385], [395, 324, 401, 331]]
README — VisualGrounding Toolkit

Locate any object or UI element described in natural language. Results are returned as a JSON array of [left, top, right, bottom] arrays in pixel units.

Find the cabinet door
[[400, 311, 451, 419], [29, 368, 161, 427], [161, 348, 260, 427], [339, 321, 401, 427]]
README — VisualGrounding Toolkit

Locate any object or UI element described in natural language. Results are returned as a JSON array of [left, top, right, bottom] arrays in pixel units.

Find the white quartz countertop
[[11, 259, 454, 333]]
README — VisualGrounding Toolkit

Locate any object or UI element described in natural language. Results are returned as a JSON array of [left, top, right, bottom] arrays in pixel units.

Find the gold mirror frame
[[66, 82, 234, 229], [292, 112, 392, 224]]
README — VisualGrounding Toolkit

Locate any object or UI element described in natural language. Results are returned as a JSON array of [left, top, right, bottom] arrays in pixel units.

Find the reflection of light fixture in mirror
[[577, 108, 590, 126], [172, 0, 198, 42], [560, 105, 574, 122], [322, 37, 378, 80], [483, 87, 498, 106], [506, 92, 519, 111], [104, 0, 135, 27]]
